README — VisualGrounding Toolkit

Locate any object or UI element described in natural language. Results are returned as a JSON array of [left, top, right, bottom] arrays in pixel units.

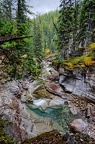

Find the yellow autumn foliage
[[63, 54, 95, 70], [53, 43, 95, 71], [45, 48, 51, 55], [21, 54, 27, 58], [87, 43, 95, 51], [54, 17, 57, 23], [83, 56, 95, 66], [64, 62, 74, 70]]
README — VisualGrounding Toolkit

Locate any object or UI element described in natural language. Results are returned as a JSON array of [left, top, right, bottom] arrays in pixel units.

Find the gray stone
[[59, 67, 95, 101], [59, 75, 66, 84], [22, 80, 29, 90], [71, 119, 88, 132], [59, 68, 64, 75]]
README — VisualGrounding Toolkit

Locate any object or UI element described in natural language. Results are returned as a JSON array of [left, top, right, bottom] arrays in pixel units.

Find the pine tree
[[0, 0, 33, 78], [58, 0, 74, 59], [32, 19, 43, 61], [72, 0, 80, 53], [0, 0, 13, 21], [79, 0, 95, 46]]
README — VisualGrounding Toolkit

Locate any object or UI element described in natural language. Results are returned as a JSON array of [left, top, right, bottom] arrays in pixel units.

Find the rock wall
[[59, 66, 95, 102]]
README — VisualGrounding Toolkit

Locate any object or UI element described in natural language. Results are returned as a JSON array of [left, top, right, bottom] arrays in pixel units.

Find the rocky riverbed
[[0, 59, 95, 143]]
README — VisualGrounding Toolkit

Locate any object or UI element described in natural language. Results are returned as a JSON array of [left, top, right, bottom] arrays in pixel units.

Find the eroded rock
[[59, 67, 95, 102], [45, 82, 64, 97]]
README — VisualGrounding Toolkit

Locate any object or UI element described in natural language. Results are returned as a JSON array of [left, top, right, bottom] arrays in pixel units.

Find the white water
[[33, 99, 46, 107]]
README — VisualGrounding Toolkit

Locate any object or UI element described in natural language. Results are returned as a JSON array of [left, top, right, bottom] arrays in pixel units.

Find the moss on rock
[[33, 85, 50, 99], [23, 131, 95, 144]]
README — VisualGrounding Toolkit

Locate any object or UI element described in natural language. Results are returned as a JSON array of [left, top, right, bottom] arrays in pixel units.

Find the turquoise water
[[27, 103, 75, 132]]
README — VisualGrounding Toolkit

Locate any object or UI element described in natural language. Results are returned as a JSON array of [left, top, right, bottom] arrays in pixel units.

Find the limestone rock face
[[59, 67, 95, 101]]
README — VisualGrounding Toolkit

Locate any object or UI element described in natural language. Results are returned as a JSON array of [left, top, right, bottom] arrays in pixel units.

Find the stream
[[27, 102, 76, 133]]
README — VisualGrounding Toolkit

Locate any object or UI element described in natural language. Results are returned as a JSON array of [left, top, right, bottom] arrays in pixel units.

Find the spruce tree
[[0, 0, 13, 21], [0, 0, 33, 78], [58, 0, 74, 59], [79, 0, 95, 46], [72, 0, 80, 53], [33, 19, 43, 61]]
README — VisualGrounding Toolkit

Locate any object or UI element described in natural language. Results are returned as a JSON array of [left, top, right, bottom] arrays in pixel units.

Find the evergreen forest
[[1, 0, 95, 79], [1, 0, 95, 143]]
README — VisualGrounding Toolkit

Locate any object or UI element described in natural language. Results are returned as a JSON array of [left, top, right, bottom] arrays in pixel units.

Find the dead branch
[[0, 35, 32, 45]]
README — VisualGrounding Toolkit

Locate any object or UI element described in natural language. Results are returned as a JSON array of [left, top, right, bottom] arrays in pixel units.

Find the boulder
[[71, 119, 88, 132], [49, 96, 67, 107]]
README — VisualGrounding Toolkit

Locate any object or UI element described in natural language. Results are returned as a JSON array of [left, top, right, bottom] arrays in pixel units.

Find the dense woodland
[[1, 0, 95, 79], [0, 0, 95, 142], [30, 10, 59, 61], [0, 0, 59, 79], [56, 0, 95, 70]]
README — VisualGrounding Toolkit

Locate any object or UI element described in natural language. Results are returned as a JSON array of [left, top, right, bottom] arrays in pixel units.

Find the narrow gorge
[[0, 57, 95, 143]]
